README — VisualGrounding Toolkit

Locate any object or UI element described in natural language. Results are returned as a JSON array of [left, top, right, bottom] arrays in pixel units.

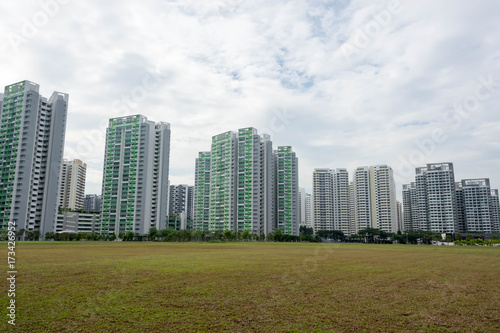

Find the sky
[[1, 0, 499, 197]]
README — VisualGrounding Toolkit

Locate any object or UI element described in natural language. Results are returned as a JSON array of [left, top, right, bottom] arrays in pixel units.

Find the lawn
[[1, 242, 499, 332]]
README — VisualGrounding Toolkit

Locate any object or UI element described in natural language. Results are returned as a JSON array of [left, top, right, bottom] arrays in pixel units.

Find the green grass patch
[[1, 242, 499, 332]]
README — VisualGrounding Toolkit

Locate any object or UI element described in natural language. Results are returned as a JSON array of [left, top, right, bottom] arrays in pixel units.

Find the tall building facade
[[352, 165, 397, 233], [313, 165, 397, 235], [404, 163, 458, 233], [353, 167, 372, 233], [168, 184, 194, 220], [299, 189, 313, 228], [209, 131, 238, 232], [396, 201, 403, 231], [236, 128, 265, 233], [312, 169, 334, 232], [0, 81, 68, 236], [491, 190, 500, 233], [193, 128, 297, 235], [370, 165, 397, 232], [194, 152, 211, 231], [101, 115, 170, 235], [461, 179, 494, 233], [275, 146, 298, 235], [84, 194, 102, 213], [58, 159, 87, 210], [403, 163, 500, 233], [455, 182, 466, 233], [299, 188, 306, 226], [333, 169, 351, 233], [305, 192, 313, 228], [402, 183, 414, 231]]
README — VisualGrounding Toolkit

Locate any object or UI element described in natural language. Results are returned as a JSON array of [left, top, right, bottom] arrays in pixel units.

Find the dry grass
[[1, 242, 499, 332]]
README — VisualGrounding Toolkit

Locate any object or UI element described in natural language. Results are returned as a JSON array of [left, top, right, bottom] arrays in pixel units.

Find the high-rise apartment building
[[209, 131, 238, 232], [194, 152, 211, 231], [168, 184, 194, 220], [0, 81, 68, 237], [461, 179, 494, 233], [299, 188, 313, 229], [491, 189, 500, 233], [299, 188, 306, 226], [396, 201, 403, 231], [312, 167, 352, 235], [305, 192, 313, 229], [351, 165, 397, 233], [406, 163, 458, 233], [84, 194, 102, 213], [353, 167, 371, 233], [402, 183, 414, 231], [275, 146, 298, 235], [313, 165, 397, 234], [455, 182, 466, 233], [370, 165, 397, 232], [312, 168, 334, 232], [236, 128, 265, 233], [193, 128, 297, 235], [405, 164, 500, 233], [101, 115, 170, 235], [333, 169, 351, 234], [58, 159, 87, 210], [349, 182, 355, 234]]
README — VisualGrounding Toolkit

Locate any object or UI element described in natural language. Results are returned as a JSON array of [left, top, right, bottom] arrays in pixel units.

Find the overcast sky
[[1, 0, 499, 197]]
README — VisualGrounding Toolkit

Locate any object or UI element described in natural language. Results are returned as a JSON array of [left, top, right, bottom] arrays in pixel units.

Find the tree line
[[0, 227, 321, 242], [2, 226, 498, 245], [312, 227, 500, 245]]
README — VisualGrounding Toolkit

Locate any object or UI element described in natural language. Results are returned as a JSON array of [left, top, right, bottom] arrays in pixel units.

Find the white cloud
[[1, 0, 499, 197]]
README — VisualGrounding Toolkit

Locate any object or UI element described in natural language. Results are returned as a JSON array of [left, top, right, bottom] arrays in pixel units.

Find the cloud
[[1, 0, 499, 197]]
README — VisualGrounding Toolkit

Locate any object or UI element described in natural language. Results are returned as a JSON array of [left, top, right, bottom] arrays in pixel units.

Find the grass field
[[1, 242, 499, 332]]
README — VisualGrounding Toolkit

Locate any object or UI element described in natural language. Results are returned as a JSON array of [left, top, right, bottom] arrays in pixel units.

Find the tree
[[241, 229, 251, 241], [45, 232, 55, 240], [148, 227, 158, 241], [378, 231, 390, 244], [16, 229, 25, 240], [433, 234, 442, 243], [123, 231, 134, 241], [223, 230, 233, 241], [392, 232, 405, 244], [211, 230, 222, 240], [179, 229, 192, 242], [192, 230, 201, 241], [423, 234, 432, 245], [358, 228, 380, 243], [273, 229, 284, 242], [299, 226, 314, 236], [445, 235, 452, 242]]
